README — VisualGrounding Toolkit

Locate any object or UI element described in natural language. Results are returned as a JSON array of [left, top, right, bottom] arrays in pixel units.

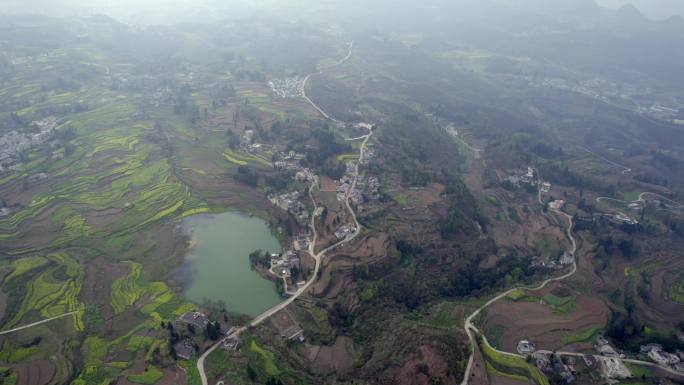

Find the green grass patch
[[487, 324, 507, 350], [486, 195, 501, 207], [393, 193, 407, 206], [82, 336, 110, 366], [126, 366, 163, 385], [110, 261, 145, 314], [542, 293, 576, 315], [621, 191, 641, 202], [337, 153, 360, 162], [178, 359, 201, 385], [223, 152, 248, 166], [127, 335, 155, 353], [481, 337, 549, 385], [0, 341, 40, 363], [486, 362, 529, 383], [560, 326, 600, 346], [6, 256, 48, 282], [0, 367, 17, 385], [626, 363, 654, 378], [6, 253, 85, 329], [507, 290, 538, 303], [223, 149, 272, 168], [249, 340, 280, 376], [667, 276, 684, 305], [405, 301, 465, 330]]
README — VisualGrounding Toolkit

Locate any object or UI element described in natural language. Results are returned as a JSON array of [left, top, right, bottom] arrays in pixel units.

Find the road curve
[[535, 350, 684, 379], [460, 190, 578, 385], [0, 311, 79, 336], [461, 177, 679, 384], [584, 147, 632, 174], [198, 130, 372, 385], [301, 42, 353, 123], [198, 42, 366, 385]]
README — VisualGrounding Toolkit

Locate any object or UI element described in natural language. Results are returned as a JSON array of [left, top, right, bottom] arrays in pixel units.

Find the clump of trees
[[605, 293, 684, 353], [441, 172, 487, 238], [306, 127, 352, 165], [235, 166, 258, 187], [249, 249, 271, 269]]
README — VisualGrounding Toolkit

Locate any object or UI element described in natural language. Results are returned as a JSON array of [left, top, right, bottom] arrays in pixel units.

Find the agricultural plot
[[110, 262, 181, 318], [2, 253, 85, 331], [667, 276, 684, 304], [0, 40, 259, 384], [110, 262, 145, 314], [541, 293, 577, 315], [249, 340, 281, 377], [484, 285, 608, 353], [480, 337, 549, 385], [223, 149, 272, 169]]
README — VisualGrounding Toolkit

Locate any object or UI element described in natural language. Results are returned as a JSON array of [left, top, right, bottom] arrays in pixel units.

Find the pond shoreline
[[172, 211, 284, 317]]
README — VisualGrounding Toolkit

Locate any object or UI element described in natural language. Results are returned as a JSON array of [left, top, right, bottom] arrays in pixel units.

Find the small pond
[[179, 212, 282, 317]]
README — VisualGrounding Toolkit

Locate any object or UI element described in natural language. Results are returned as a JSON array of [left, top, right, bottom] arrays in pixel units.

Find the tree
[[246, 365, 257, 381], [169, 343, 177, 360], [205, 321, 222, 341]]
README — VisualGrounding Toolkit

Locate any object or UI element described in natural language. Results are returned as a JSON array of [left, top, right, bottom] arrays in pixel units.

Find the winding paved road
[[301, 42, 354, 124], [460, 206, 577, 385], [460, 171, 683, 384], [198, 42, 367, 385]]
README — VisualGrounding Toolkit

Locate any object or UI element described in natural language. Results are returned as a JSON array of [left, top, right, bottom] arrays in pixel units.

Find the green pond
[[180, 212, 282, 317]]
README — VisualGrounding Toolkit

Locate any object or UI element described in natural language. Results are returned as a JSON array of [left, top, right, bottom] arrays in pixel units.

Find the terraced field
[[0, 36, 286, 384]]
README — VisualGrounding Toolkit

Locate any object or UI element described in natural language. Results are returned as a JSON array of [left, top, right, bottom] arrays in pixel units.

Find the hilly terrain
[[0, 2, 683, 385]]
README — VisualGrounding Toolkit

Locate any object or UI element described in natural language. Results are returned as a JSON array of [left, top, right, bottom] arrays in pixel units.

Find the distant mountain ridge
[[596, 0, 684, 20]]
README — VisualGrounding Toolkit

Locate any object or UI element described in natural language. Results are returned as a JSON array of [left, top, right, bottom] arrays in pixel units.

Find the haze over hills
[[597, 0, 684, 19], [1, 1, 684, 385]]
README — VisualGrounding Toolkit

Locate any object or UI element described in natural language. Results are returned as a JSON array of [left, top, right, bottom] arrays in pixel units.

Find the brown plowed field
[[14, 360, 55, 385], [80, 257, 130, 322], [484, 291, 608, 353], [302, 336, 357, 375]]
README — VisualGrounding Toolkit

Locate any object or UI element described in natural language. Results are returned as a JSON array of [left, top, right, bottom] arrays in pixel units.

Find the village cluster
[[273, 150, 317, 184], [530, 251, 575, 271], [0, 117, 59, 173], [335, 147, 377, 205], [515, 335, 684, 384], [268, 77, 305, 98], [269, 191, 310, 226], [0, 117, 62, 217]]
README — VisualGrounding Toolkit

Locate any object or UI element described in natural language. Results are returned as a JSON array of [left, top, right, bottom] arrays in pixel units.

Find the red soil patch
[[319, 176, 337, 192], [13, 360, 55, 385], [415, 183, 445, 206]]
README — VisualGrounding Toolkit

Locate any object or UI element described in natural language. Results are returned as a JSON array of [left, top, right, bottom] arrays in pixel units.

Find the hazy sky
[[0, 0, 273, 24], [2, 0, 684, 24], [596, 0, 684, 19]]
